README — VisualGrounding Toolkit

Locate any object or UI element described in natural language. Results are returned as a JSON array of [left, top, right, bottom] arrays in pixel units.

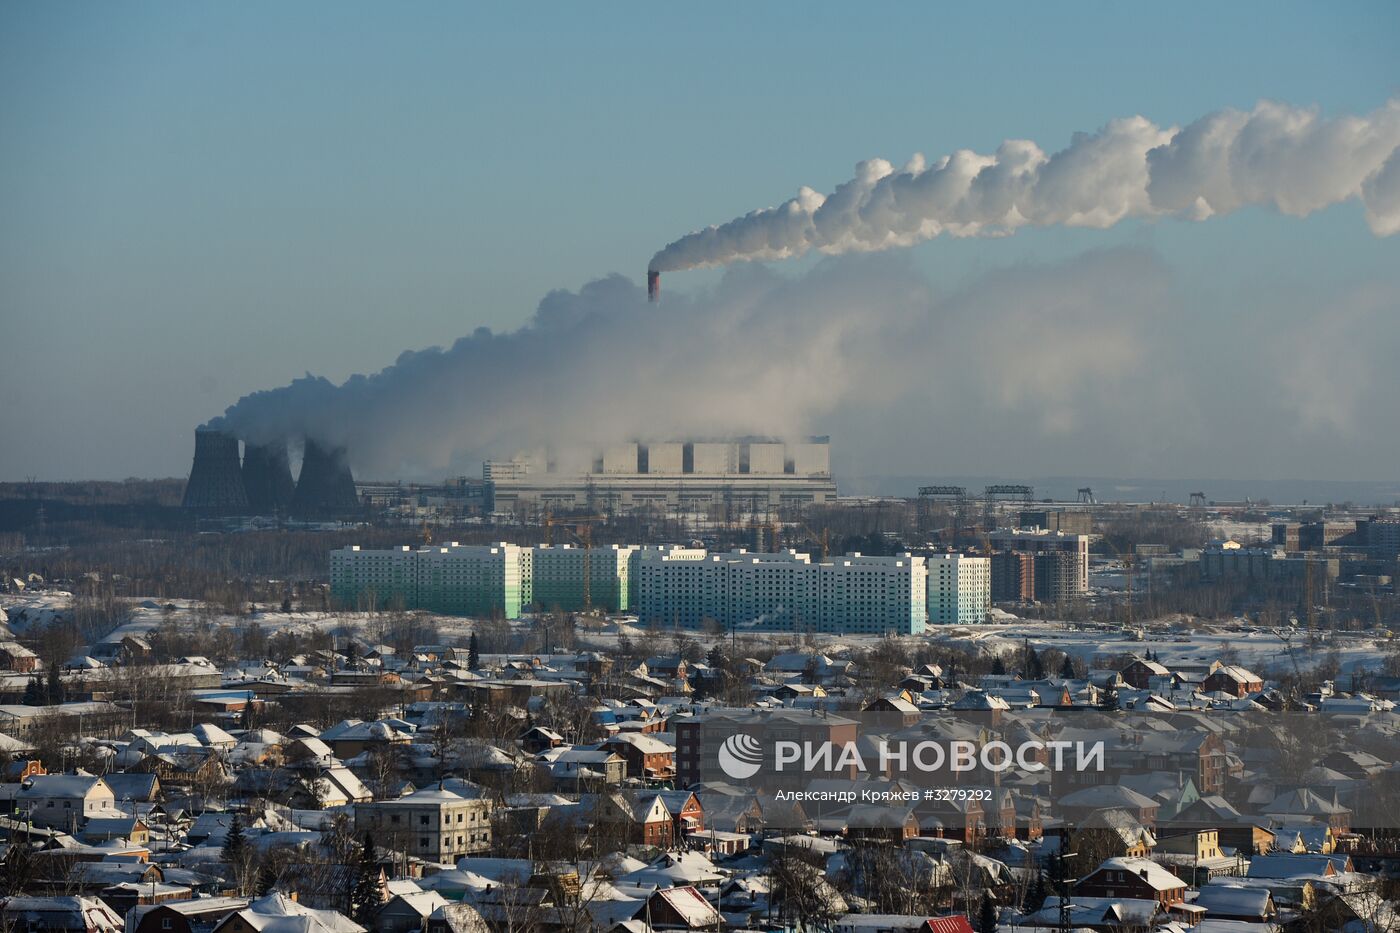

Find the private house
[[1203, 664, 1265, 698], [1120, 657, 1171, 690], [354, 785, 494, 861], [1075, 857, 1188, 908], [601, 733, 675, 782], [17, 773, 117, 829], [0, 641, 39, 673], [129, 897, 251, 933]]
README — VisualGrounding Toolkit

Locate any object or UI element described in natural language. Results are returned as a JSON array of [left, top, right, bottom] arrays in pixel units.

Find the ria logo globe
[[717, 733, 764, 779]]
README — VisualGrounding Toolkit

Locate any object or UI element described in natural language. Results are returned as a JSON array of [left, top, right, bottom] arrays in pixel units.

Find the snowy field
[[3, 589, 1389, 679]]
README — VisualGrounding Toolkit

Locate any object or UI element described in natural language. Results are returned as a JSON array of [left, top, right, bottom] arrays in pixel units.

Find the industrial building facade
[[484, 437, 837, 515]]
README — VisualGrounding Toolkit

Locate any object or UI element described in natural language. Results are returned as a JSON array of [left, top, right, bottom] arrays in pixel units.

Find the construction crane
[[543, 513, 605, 611], [798, 523, 831, 560]]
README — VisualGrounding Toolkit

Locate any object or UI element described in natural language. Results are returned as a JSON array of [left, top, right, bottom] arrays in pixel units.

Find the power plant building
[[181, 429, 359, 518], [484, 437, 837, 515]]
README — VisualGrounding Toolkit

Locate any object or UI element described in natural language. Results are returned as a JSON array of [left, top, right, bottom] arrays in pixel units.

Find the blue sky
[[1, 2, 1397, 481]]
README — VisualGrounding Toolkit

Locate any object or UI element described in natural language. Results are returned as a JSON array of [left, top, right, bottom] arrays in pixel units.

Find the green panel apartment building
[[330, 542, 636, 617]]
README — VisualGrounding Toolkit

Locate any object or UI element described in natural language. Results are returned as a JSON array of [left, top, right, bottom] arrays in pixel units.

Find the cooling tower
[[181, 428, 250, 513], [241, 439, 296, 514], [290, 437, 360, 517]]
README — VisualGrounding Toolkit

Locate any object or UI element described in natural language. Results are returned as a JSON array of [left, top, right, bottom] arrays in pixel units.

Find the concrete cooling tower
[[181, 428, 250, 513], [241, 440, 296, 514], [290, 437, 360, 517]]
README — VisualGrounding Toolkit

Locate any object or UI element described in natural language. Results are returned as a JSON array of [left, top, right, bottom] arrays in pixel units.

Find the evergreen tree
[[352, 832, 382, 925], [990, 655, 1006, 677], [1024, 871, 1047, 912], [1022, 640, 1045, 680], [46, 658, 64, 706], [1059, 655, 1076, 680], [256, 864, 279, 895], [222, 814, 249, 894], [467, 631, 481, 671], [706, 642, 730, 672], [23, 674, 44, 706], [979, 891, 998, 933]]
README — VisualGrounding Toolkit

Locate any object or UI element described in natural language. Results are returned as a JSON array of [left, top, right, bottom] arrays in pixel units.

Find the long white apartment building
[[332, 542, 530, 617], [926, 553, 990, 625], [332, 542, 637, 617], [334, 541, 940, 633], [633, 547, 927, 635]]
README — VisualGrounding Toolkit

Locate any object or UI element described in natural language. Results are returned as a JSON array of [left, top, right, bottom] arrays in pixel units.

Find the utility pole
[[1055, 825, 1077, 933]]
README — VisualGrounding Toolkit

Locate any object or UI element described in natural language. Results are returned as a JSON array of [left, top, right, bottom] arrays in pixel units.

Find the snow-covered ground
[[3, 590, 1388, 678]]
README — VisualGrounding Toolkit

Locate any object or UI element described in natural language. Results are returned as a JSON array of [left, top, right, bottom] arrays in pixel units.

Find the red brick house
[[598, 792, 675, 848], [1203, 663, 1264, 697], [650, 790, 704, 839], [602, 733, 675, 782], [1076, 857, 1187, 908], [0, 641, 39, 673], [1120, 657, 1170, 690]]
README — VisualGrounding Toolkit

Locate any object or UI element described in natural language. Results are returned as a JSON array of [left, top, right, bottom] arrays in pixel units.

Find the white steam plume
[[649, 97, 1400, 272]]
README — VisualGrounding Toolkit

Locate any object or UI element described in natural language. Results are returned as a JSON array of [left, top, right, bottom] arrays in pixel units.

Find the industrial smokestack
[[290, 437, 360, 518], [181, 428, 250, 514], [647, 270, 660, 303], [241, 439, 296, 515]]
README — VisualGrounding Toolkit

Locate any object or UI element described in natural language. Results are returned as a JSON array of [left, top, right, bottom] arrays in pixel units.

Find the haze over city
[[2, 2, 1398, 488]]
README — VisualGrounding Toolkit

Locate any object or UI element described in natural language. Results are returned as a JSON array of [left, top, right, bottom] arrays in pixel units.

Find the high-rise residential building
[[988, 528, 1090, 596], [815, 553, 927, 635], [530, 544, 637, 612], [330, 545, 420, 609], [331, 542, 530, 617], [332, 541, 926, 632], [713, 550, 820, 631], [415, 543, 530, 618], [633, 547, 926, 635], [926, 553, 990, 625], [990, 551, 1035, 602], [631, 546, 714, 628]]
